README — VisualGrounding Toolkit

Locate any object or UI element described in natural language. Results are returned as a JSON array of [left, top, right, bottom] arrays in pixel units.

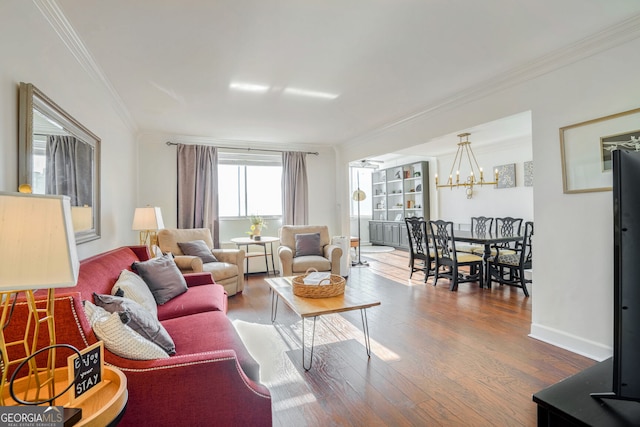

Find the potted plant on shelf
[[246, 215, 267, 240]]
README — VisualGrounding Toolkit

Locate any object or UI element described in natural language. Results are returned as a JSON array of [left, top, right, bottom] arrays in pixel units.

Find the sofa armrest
[[278, 246, 293, 276], [109, 350, 271, 427], [174, 255, 203, 272], [183, 272, 215, 287], [211, 248, 244, 266]]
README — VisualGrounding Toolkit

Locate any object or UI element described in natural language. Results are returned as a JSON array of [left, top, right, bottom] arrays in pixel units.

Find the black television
[[592, 149, 640, 402]]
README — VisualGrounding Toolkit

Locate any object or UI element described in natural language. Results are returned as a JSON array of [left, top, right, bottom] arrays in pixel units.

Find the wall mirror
[[18, 82, 101, 244]]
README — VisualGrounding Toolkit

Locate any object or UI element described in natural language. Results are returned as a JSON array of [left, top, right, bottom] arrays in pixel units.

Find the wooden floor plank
[[228, 249, 595, 426]]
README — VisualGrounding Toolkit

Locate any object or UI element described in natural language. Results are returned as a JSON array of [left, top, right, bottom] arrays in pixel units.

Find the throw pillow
[[83, 301, 169, 360], [177, 240, 218, 263], [112, 269, 158, 317], [295, 232, 322, 257], [93, 293, 176, 355], [132, 254, 188, 305]]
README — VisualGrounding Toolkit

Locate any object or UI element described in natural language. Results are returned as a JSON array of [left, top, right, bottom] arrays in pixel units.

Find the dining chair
[[471, 216, 522, 256], [488, 221, 533, 296], [404, 217, 435, 282], [428, 220, 483, 291], [458, 216, 493, 254]]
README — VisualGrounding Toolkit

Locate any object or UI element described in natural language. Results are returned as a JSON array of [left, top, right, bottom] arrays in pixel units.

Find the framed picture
[[494, 163, 516, 189], [560, 107, 640, 194]]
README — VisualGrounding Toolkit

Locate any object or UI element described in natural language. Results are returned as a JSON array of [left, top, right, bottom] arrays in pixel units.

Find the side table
[[3, 365, 127, 427], [230, 236, 279, 276]]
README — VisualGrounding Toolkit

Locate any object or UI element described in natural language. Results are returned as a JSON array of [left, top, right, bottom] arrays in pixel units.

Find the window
[[218, 152, 282, 218], [350, 167, 373, 217]]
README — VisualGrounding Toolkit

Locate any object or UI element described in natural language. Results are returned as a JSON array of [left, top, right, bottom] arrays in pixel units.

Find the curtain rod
[[165, 141, 319, 156]]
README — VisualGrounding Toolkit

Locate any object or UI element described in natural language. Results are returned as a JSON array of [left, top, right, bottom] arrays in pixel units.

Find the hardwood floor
[[227, 250, 595, 426]]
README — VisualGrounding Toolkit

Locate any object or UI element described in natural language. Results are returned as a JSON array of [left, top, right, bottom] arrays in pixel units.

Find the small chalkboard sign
[[67, 341, 104, 403]]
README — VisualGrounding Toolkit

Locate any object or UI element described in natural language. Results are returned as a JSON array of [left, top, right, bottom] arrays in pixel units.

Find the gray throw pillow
[[132, 254, 188, 305], [177, 240, 218, 263], [93, 293, 176, 355], [295, 232, 322, 257]]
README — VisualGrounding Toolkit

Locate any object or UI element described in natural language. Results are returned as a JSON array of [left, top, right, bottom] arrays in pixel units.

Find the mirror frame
[[18, 82, 101, 244]]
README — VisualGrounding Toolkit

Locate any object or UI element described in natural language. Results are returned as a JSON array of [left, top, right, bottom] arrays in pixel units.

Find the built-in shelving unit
[[369, 161, 429, 249]]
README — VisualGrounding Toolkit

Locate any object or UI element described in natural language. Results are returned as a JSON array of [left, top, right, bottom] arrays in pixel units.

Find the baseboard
[[529, 323, 612, 362]]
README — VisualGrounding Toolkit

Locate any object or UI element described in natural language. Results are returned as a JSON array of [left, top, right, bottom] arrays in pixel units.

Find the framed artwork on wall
[[560, 107, 640, 194], [495, 163, 516, 189], [524, 161, 534, 187]]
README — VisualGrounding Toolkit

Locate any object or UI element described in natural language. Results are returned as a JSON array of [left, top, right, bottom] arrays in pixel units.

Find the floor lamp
[[352, 172, 368, 267], [0, 191, 80, 406]]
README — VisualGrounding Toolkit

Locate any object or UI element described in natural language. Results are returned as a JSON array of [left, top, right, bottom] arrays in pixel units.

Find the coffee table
[[266, 276, 381, 370]]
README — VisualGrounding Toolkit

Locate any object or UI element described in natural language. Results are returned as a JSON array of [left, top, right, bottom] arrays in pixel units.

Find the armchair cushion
[[279, 225, 342, 276], [295, 232, 322, 257], [178, 240, 218, 263], [84, 301, 169, 360], [93, 293, 176, 355], [132, 254, 188, 305]]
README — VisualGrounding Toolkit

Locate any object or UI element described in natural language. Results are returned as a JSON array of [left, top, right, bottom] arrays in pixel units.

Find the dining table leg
[[482, 243, 491, 289]]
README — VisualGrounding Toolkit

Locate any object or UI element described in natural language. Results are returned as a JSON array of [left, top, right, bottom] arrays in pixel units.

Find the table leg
[[270, 292, 279, 323], [482, 243, 491, 289], [269, 242, 277, 275], [302, 316, 318, 371], [360, 309, 372, 357], [262, 244, 269, 276]]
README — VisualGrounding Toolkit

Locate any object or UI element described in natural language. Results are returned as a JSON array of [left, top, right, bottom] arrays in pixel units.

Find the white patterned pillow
[[112, 269, 158, 317], [83, 301, 169, 360]]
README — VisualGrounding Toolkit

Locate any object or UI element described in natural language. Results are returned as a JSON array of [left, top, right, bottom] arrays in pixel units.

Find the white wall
[[338, 36, 640, 360], [136, 132, 340, 240], [433, 135, 533, 224], [0, 2, 138, 259]]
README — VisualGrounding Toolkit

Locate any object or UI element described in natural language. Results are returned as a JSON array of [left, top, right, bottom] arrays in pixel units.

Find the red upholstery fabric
[[5, 246, 272, 427], [157, 280, 227, 321]]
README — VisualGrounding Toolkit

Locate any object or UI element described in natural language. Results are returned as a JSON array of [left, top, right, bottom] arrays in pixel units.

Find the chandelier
[[435, 133, 498, 198]]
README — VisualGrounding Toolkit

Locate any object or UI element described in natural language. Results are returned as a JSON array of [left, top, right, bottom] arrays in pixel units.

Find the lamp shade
[[352, 189, 366, 202], [132, 207, 164, 231], [0, 192, 79, 290]]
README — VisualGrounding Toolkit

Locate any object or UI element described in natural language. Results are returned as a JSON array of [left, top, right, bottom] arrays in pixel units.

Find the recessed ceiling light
[[283, 87, 340, 100], [229, 82, 270, 93]]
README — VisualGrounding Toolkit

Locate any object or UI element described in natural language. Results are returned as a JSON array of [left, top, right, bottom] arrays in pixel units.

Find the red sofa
[[8, 246, 271, 426]]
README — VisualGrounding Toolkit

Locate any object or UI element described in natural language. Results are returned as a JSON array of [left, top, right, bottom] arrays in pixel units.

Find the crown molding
[[345, 13, 640, 148], [34, 0, 138, 132]]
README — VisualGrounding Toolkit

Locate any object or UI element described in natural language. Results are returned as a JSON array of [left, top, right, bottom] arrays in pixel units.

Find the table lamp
[[0, 191, 80, 405], [132, 206, 164, 252]]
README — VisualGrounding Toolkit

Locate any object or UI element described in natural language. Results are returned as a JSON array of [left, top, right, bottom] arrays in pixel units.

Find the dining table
[[453, 230, 523, 288]]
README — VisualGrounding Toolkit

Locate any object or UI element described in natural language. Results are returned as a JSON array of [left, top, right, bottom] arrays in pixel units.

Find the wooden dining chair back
[[404, 217, 434, 281], [458, 216, 493, 254], [489, 221, 533, 296], [473, 217, 523, 256], [428, 220, 483, 291]]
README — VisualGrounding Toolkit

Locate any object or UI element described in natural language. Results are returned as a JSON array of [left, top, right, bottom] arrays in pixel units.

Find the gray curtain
[[282, 151, 308, 225], [177, 144, 220, 247], [46, 135, 92, 206]]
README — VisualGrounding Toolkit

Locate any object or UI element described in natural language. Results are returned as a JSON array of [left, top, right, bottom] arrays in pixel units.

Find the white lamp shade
[[132, 207, 164, 231], [0, 192, 80, 290]]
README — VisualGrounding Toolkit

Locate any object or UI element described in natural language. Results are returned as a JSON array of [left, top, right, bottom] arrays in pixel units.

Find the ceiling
[[53, 1, 640, 150]]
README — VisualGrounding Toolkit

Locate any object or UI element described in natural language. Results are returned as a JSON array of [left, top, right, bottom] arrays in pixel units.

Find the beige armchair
[[157, 228, 245, 296], [278, 225, 342, 277]]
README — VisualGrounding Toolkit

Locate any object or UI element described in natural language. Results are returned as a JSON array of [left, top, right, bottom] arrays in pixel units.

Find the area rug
[[232, 319, 293, 385], [360, 245, 395, 253]]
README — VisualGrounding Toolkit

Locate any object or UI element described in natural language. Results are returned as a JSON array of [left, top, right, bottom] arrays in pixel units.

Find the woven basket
[[292, 269, 345, 298]]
